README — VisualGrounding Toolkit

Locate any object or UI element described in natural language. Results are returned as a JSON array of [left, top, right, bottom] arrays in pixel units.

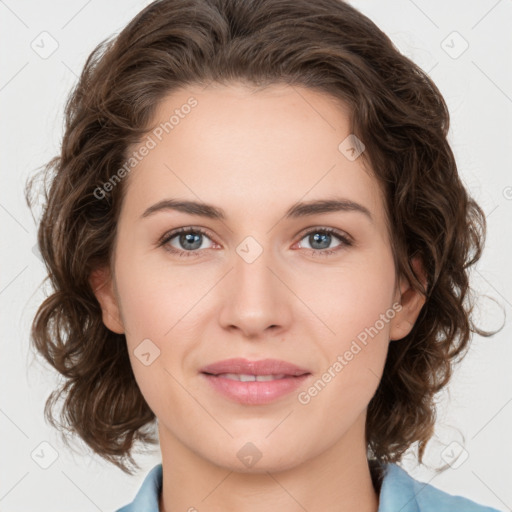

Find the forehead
[[120, 82, 385, 227]]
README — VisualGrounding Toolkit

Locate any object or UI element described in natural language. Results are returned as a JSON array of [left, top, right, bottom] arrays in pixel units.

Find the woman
[[26, 0, 502, 510]]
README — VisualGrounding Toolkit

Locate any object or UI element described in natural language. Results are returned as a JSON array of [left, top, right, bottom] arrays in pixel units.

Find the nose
[[218, 243, 292, 339]]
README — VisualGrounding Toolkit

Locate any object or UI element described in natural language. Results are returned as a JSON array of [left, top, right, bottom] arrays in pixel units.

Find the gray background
[[1, 0, 511, 510]]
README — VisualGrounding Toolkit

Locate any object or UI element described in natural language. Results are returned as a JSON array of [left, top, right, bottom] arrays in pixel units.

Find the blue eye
[[297, 227, 352, 256], [160, 227, 214, 257], [159, 226, 352, 258]]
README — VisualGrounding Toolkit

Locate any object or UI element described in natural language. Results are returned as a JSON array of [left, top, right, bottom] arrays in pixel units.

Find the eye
[[158, 226, 353, 258], [295, 227, 352, 256], [159, 227, 216, 257]]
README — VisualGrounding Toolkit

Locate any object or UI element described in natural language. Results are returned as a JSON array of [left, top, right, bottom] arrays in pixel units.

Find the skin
[[91, 82, 425, 512]]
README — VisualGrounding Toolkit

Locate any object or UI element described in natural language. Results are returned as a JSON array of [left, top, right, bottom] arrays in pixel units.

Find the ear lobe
[[89, 266, 125, 334], [389, 257, 427, 341]]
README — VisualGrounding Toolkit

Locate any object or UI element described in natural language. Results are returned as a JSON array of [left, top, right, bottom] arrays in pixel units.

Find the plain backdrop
[[1, 0, 511, 511]]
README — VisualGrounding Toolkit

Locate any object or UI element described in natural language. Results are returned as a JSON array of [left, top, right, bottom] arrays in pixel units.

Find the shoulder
[[378, 463, 502, 512], [114, 464, 162, 512]]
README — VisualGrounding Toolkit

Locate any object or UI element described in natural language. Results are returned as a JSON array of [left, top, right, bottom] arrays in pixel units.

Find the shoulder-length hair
[[26, 0, 489, 474]]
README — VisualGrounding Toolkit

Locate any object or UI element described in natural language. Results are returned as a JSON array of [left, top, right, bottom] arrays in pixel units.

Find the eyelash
[[158, 226, 353, 258]]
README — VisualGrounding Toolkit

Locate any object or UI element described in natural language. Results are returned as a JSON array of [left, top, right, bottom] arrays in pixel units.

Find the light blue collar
[[116, 461, 501, 512]]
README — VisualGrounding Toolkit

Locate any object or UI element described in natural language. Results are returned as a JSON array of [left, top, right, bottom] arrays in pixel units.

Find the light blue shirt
[[115, 462, 502, 512]]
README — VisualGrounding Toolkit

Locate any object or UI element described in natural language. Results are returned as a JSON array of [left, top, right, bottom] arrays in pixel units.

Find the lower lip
[[201, 373, 310, 405]]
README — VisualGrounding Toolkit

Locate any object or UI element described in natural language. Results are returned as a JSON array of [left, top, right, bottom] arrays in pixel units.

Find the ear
[[89, 266, 125, 334], [389, 257, 427, 341]]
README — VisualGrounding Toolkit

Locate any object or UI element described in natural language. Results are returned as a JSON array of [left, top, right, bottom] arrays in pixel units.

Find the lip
[[200, 357, 310, 376], [200, 358, 311, 405]]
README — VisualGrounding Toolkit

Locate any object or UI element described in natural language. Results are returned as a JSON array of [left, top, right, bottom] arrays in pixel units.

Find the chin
[[207, 438, 308, 474]]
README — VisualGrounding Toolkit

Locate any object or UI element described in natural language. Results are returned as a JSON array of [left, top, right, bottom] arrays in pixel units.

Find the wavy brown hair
[[26, 0, 490, 475]]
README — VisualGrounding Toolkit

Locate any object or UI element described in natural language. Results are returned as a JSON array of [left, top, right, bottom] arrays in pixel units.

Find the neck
[[158, 414, 379, 512]]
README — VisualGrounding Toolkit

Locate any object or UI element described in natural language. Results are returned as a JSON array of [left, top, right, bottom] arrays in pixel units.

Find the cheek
[[118, 280, 170, 344], [299, 287, 393, 426], [114, 244, 194, 341], [302, 251, 396, 395], [305, 251, 396, 341], [112, 249, 208, 393]]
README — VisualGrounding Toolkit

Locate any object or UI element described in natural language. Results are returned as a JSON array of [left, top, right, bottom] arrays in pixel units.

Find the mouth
[[199, 358, 311, 405], [203, 372, 301, 382], [200, 357, 310, 377]]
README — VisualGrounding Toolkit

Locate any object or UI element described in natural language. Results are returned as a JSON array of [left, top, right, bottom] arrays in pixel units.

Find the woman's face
[[93, 82, 421, 473]]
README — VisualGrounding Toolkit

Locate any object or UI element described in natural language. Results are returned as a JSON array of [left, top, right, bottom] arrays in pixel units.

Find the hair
[[26, 0, 491, 475]]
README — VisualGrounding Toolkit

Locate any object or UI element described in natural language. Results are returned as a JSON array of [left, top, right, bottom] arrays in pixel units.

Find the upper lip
[[200, 358, 310, 376]]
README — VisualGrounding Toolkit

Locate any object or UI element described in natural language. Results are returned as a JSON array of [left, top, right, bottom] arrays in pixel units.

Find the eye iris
[[180, 232, 202, 250], [310, 232, 331, 250]]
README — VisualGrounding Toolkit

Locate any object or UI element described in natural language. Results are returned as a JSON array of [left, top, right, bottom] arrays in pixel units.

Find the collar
[[117, 461, 499, 512]]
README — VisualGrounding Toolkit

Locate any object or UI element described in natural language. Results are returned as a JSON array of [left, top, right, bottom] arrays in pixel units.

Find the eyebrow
[[141, 197, 373, 222]]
